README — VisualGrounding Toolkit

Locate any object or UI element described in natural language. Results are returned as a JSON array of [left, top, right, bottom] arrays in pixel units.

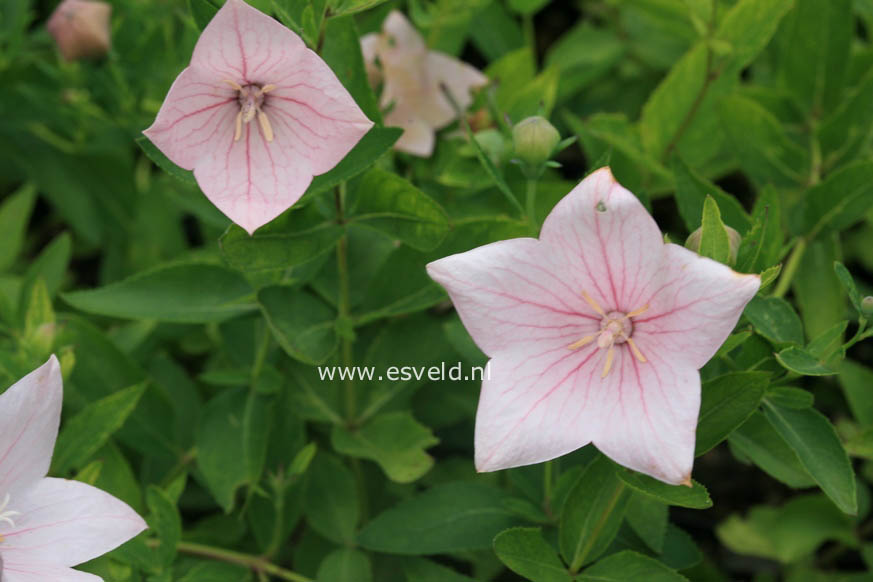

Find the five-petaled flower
[[427, 168, 760, 485], [361, 11, 488, 157], [0, 356, 147, 581], [144, 0, 373, 234]]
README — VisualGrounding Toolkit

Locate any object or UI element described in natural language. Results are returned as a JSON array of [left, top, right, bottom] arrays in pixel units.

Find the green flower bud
[[684, 224, 742, 266], [862, 296, 873, 316], [512, 116, 561, 169]]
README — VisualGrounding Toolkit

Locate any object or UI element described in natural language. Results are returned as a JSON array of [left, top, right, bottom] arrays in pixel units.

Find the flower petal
[[591, 348, 700, 485], [189, 0, 306, 83], [0, 478, 146, 568], [427, 238, 599, 357], [142, 66, 237, 171], [474, 345, 606, 472], [634, 244, 761, 370], [386, 108, 435, 156], [266, 49, 374, 175], [0, 563, 102, 582], [381, 11, 427, 56], [421, 51, 487, 129], [540, 167, 665, 314], [0, 356, 61, 500]]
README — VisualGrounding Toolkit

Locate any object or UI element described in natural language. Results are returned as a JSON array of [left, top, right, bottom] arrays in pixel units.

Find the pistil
[[568, 291, 649, 378], [0, 493, 19, 542], [223, 80, 277, 142]]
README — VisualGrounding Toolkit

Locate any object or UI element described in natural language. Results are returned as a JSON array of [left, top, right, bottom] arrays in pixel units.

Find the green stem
[[335, 186, 355, 423], [522, 13, 535, 56], [526, 178, 539, 235], [543, 460, 554, 516], [773, 237, 808, 298], [173, 541, 313, 582]]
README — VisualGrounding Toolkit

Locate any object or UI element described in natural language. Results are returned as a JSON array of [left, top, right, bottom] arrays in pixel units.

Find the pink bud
[[47, 0, 111, 61]]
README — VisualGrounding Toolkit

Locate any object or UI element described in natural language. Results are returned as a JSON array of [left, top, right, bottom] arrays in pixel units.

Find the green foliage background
[[2, 0, 873, 580]]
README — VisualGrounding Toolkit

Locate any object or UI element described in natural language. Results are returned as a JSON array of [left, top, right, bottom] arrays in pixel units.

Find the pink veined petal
[[426, 238, 600, 357], [189, 0, 306, 83], [421, 51, 487, 129], [634, 244, 761, 370], [386, 108, 435, 156], [540, 167, 666, 314], [474, 342, 608, 472], [192, 119, 313, 235], [591, 347, 700, 485], [0, 563, 102, 582], [0, 478, 147, 568], [266, 48, 374, 175], [142, 66, 238, 171], [0, 356, 62, 500]]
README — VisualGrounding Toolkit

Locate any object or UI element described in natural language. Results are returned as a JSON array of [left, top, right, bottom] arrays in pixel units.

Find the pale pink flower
[[144, 0, 373, 234], [0, 356, 147, 581], [47, 0, 112, 61], [427, 168, 760, 485], [361, 11, 488, 157]]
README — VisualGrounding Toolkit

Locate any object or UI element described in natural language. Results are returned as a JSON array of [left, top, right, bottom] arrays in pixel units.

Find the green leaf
[[671, 156, 751, 233], [834, 262, 863, 314], [0, 183, 36, 271], [713, 0, 794, 75], [493, 527, 571, 582], [719, 95, 809, 187], [308, 127, 401, 197], [328, 0, 390, 17], [358, 482, 518, 554], [319, 18, 384, 123], [243, 389, 274, 484], [402, 559, 478, 582], [52, 383, 146, 475], [818, 69, 873, 167], [794, 238, 845, 340], [507, 0, 549, 15], [147, 485, 182, 567], [744, 296, 804, 345], [775, 347, 837, 376], [763, 400, 857, 514], [778, 0, 851, 115], [698, 195, 731, 264], [188, 0, 219, 30], [332, 412, 438, 483], [837, 360, 873, 426], [259, 286, 337, 365], [220, 206, 343, 274], [696, 371, 768, 455], [559, 455, 631, 570], [197, 388, 249, 513], [135, 136, 197, 187], [624, 494, 668, 554], [791, 161, 873, 238], [304, 453, 359, 544], [716, 494, 855, 563], [20, 232, 72, 308], [728, 411, 815, 488], [62, 262, 255, 323], [317, 548, 372, 582], [23, 278, 55, 358], [736, 186, 783, 273], [350, 168, 450, 251], [765, 386, 814, 409], [577, 550, 687, 582], [617, 470, 712, 509], [177, 563, 250, 582]]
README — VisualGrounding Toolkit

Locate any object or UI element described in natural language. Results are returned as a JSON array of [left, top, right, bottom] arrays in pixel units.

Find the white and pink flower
[[144, 0, 373, 234], [427, 168, 760, 485], [0, 356, 147, 581]]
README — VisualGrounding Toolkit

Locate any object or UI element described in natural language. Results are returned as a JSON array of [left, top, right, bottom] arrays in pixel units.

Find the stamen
[[601, 345, 615, 378], [0, 493, 20, 529], [258, 84, 277, 95], [568, 335, 595, 350], [257, 110, 274, 142], [222, 79, 243, 91], [624, 303, 650, 319], [582, 290, 606, 317], [234, 111, 243, 142], [626, 337, 647, 363]]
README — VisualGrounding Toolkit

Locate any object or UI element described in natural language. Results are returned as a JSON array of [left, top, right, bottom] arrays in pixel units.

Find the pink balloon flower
[[46, 0, 112, 61], [427, 168, 760, 485], [0, 356, 147, 581], [361, 11, 488, 157], [144, 0, 374, 234]]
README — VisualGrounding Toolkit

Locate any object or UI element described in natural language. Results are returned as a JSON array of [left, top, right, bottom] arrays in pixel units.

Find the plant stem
[[335, 185, 355, 423], [543, 460, 554, 516], [773, 237, 808, 298], [526, 178, 539, 235], [173, 541, 313, 582]]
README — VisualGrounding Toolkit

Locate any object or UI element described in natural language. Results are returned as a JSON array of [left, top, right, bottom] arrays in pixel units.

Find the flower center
[[223, 80, 277, 143], [0, 493, 20, 543], [568, 291, 649, 378]]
